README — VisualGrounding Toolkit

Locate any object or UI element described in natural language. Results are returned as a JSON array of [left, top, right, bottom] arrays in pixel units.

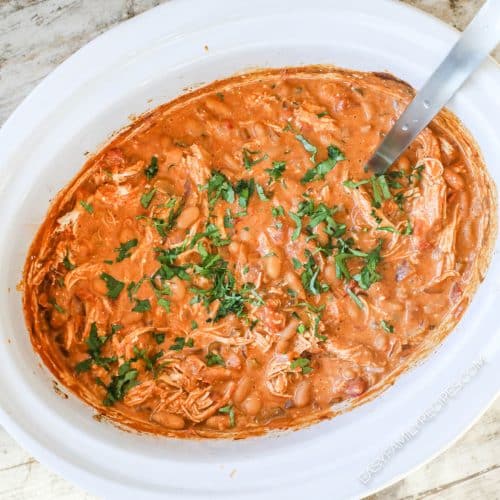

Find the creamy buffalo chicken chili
[[24, 67, 496, 437]]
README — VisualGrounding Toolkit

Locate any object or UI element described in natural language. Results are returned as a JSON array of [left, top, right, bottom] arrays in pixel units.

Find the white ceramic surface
[[0, 0, 498, 498]]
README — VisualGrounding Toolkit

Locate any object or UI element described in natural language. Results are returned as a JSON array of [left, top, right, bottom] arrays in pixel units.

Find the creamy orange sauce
[[23, 67, 496, 438]]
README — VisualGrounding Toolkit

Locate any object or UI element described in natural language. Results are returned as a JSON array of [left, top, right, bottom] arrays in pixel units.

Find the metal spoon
[[365, 0, 500, 175]]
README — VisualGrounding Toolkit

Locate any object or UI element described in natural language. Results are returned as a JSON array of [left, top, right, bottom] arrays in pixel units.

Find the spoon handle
[[365, 0, 500, 174]]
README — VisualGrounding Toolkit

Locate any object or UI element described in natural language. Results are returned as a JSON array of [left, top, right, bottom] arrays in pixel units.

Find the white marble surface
[[0, 1, 498, 499]]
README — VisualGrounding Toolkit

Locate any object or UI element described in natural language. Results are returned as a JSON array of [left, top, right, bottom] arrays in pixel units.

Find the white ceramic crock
[[0, 1, 498, 498]]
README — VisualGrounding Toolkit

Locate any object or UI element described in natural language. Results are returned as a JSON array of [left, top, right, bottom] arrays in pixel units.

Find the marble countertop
[[0, 1, 498, 499]]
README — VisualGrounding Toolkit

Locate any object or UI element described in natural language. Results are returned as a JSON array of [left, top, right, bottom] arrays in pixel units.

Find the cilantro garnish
[[191, 223, 231, 247], [100, 272, 124, 299], [265, 161, 286, 182], [234, 179, 255, 208], [154, 244, 191, 282], [352, 240, 383, 290], [80, 200, 94, 214], [205, 171, 235, 208], [380, 320, 394, 333], [154, 333, 165, 344], [242, 148, 268, 169], [290, 212, 302, 241], [132, 298, 151, 313], [223, 209, 234, 228], [75, 322, 117, 373], [206, 352, 225, 366], [289, 198, 346, 244], [127, 276, 147, 300], [101, 361, 139, 406], [219, 404, 236, 427], [151, 197, 184, 237], [140, 188, 156, 209], [346, 288, 364, 309], [190, 243, 249, 321], [144, 156, 159, 180], [301, 250, 329, 295], [290, 357, 312, 374], [131, 345, 164, 372], [295, 134, 317, 162], [169, 337, 194, 351], [255, 183, 269, 201], [157, 298, 171, 312], [63, 252, 75, 270], [301, 145, 345, 183], [115, 239, 138, 262], [272, 205, 285, 217], [49, 297, 65, 314]]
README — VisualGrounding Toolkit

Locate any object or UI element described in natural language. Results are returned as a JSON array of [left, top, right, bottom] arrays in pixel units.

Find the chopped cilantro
[[346, 288, 364, 309], [272, 205, 285, 217], [255, 183, 269, 201], [205, 171, 235, 208], [408, 164, 424, 184], [154, 333, 165, 344], [290, 357, 312, 374], [157, 297, 171, 312], [297, 198, 346, 239], [290, 198, 346, 244], [242, 148, 268, 169], [49, 297, 65, 314], [127, 276, 147, 301], [191, 223, 231, 247], [154, 245, 191, 282], [301, 145, 345, 183], [75, 358, 92, 373], [75, 322, 117, 373], [295, 134, 317, 162], [343, 179, 370, 189], [110, 323, 123, 335], [190, 243, 249, 321], [80, 200, 94, 214], [301, 250, 329, 295], [169, 337, 194, 351], [63, 252, 75, 271], [234, 179, 255, 208], [140, 188, 156, 209], [206, 352, 225, 366], [145, 156, 159, 180], [289, 212, 302, 241], [115, 239, 138, 262], [100, 272, 124, 299], [381, 320, 394, 333], [334, 238, 383, 292], [132, 298, 151, 313], [403, 218, 413, 235], [219, 404, 236, 427], [265, 161, 286, 182], [151, 197, 184, 237], [132, 346, 164, 372], [223, 209, 234, 228], [353, 240, 383, 290], [101, 361, 139, 406]]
